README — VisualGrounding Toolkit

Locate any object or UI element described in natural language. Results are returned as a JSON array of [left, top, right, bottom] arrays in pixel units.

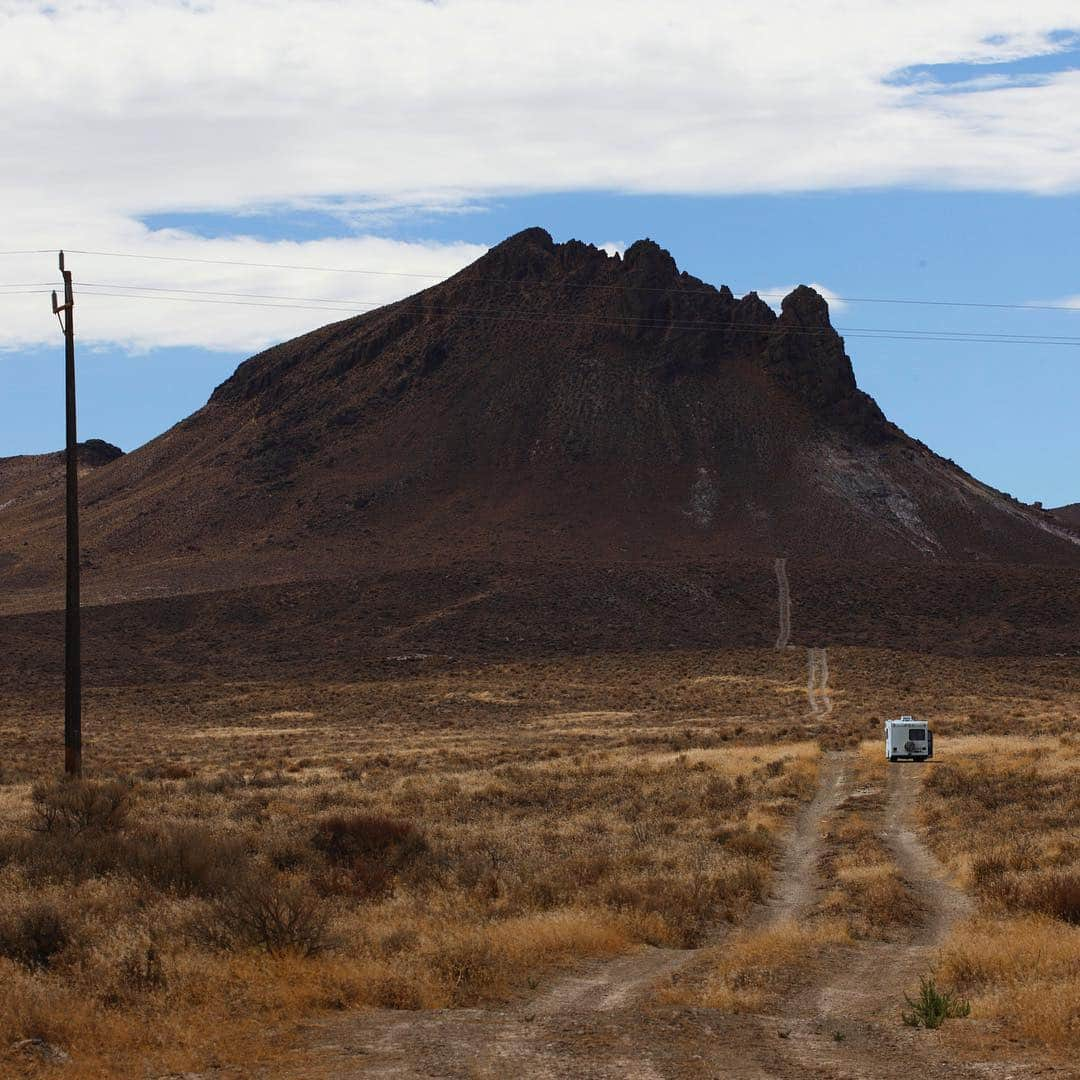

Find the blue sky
[[2, 2, 1080, 506]]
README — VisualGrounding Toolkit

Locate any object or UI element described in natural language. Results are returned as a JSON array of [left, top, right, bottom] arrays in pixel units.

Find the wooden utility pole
[[52, 251, 81, 777]]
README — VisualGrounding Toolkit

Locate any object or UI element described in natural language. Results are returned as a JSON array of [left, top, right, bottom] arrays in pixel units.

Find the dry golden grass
[[0, 647, 1075, 1074], [0, 654, 825, 1077], [668, 746, 923, 1015], [663, 918, 851, 1013], [920, 736, 1080, 1046], [936, 916, 1080, 1045], [815, 747, 922, 939]]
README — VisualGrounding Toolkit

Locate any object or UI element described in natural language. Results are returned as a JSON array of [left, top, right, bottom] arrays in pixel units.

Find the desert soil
[[262, 755, 1073, 1079]]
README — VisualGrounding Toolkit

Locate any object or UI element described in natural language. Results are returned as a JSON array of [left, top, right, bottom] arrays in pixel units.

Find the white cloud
[[0, 1, 1078, 350]]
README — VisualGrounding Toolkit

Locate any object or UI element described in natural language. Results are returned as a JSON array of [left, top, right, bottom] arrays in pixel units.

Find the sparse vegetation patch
[[921, 736, 1080, 1046], [0, 665, 822, 1077]]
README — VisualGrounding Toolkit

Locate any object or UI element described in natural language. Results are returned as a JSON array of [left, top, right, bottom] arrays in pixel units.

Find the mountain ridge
[[1, 228, 1077, 662]]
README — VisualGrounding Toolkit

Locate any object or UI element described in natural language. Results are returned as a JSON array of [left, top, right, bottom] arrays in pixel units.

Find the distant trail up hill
[[1, 229, 1077, 664]]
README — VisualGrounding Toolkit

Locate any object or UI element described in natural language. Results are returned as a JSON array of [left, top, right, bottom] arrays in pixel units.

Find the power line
[[78, 281, 390, 310], [17, 286, 1080, 346], [7, 280, 1080, 344], [53, 248, 445, 279], [2, 246, 1079, 313], [69, 280, 1080, 336], [67, 283, 1080, 342]]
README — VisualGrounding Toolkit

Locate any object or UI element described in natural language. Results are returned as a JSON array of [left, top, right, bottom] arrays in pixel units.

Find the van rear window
[[908, 730, 926, 741]]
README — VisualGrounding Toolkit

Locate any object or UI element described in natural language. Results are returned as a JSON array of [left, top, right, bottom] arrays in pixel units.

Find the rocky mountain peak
[[622, 238, 679, 279], [779, 284, 833, 327]]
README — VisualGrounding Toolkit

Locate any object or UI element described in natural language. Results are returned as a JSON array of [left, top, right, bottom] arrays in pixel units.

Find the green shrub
[[902, 976, 971, 1029]]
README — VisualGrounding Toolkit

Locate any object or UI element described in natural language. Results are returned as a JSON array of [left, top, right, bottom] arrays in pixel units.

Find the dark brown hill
[[1051, 504, 1080, 531], [1, 229, 1078, 664], [0, 439, 122, 518]]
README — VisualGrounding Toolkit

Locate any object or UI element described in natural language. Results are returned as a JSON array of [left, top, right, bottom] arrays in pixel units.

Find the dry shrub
[[970, 841, 1042, 885], [118, 943, 167, 994], [603, 860, 769, 947], [711, 825, 776, 860], [312, 813, 431, 900], [139, 762, 196, 781], [701, 774, 750, 812], [923, 738, 1080, 1047], [923, 742, 1078, 915], [7, 817, 249, 897], [0, 674, 824, 1076], [182, 770, 251, 796], [209, 872, 332, 956], [313, 813, 427, 866], [366, 968, 433, 1010], [96, 940, 169, 1008], [421, 909, 629, 1006], [819, 863, 922, 938], [813, 752, 922, 940], [0, 959, 87, 1056], [130, 822, 250, 896], [0, 902, 68, 970], [982, 868, 1080, 924], [423, 928, 504, 1002], [30, 779, 129, 835]]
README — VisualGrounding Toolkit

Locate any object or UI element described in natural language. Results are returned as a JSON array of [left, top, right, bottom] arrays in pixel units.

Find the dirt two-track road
[[265, 756, 1072, 1080]]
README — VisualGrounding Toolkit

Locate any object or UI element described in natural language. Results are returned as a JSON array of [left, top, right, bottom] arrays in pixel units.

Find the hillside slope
[[1051, 503, 1080, 531], [0, 440, 122, 510]]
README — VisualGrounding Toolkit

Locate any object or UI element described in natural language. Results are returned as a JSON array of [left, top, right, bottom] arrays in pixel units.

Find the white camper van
[[884, 717, 933, 762]]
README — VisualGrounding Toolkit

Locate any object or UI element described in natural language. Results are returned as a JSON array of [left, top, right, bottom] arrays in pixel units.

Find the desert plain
[[1, 644, 1077, 1078]]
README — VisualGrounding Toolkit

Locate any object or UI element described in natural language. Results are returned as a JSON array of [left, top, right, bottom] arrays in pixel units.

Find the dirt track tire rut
[[267, 754, 850, 1078], [760, 762, 1067, 1080], [768, 750, 846, 922], [261, 756, 1071, 1079]]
